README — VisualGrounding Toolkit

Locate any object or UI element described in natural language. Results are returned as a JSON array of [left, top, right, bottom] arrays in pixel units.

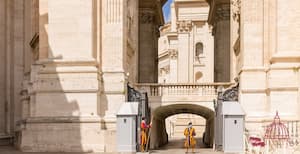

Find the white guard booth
[[116, 102, 139, 152], [218, 101, 246, 153]]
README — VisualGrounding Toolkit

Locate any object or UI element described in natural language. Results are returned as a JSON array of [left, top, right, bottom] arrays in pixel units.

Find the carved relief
[[222, 84, 239, 101], [169, 49, 178, 59], [232, 0, 241, 22], [232, 0, 241, 55], [159, 65, 170, 76], [176, 20, 192, 32], [219, 77, 239, 101]]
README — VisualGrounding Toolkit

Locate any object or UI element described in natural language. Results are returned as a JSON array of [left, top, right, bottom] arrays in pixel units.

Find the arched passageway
[[165, 113, 206, 140], [149, 104, 214, 149]]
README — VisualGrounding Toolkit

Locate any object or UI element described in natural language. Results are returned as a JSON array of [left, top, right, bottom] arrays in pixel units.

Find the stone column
[[100, 0, 125, 151], [208, 1, 231, 82], [20, 0, 103, 152], [0, 0, 7, 136], [138, 9, 159, 83], [100, 0, 140, 151], [1, 0, 27, 140], [177, 20, 192, 83], [239, 0, 266, 125]]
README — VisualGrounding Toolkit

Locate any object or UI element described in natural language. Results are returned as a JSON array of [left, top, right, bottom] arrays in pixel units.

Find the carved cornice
[[176, 20, 192, 33]]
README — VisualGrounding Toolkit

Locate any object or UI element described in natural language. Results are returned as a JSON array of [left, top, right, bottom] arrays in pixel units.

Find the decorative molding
[[159, 65, 170, 75], [176, 20, 192, 33]]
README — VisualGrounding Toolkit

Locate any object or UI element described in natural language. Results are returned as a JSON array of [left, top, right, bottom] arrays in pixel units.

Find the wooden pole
[[145, 116, 153, 152]]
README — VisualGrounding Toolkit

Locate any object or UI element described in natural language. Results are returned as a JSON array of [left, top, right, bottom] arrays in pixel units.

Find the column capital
[[176, 20, 192, 33], [215, 4, 230, 22], [139, 9, 155, 24], [207, 0, 230, 25]]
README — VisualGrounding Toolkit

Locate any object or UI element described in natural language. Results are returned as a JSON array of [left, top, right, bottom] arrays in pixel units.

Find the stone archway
[[149, 104, 215, 149]]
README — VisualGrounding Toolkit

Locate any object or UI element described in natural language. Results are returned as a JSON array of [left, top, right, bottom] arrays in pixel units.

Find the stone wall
[[239, 0, 300, 128], [0, 0, 164, 152], [206, 0, 300, 140]]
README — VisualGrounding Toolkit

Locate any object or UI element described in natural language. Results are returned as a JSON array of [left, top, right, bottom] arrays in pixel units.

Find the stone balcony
[[135, 82, 233, 103]]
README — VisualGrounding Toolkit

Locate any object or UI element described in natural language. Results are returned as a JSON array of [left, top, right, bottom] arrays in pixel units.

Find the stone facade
[[158, 0, 214, 83], [0, 0, 300, 152], [0, 0, 165, 152], [207, 0, 300, 141], [157, 0, 214, 142]]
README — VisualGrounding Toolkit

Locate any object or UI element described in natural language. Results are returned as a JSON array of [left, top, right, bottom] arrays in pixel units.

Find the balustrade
[[135, 83, 232, 97]]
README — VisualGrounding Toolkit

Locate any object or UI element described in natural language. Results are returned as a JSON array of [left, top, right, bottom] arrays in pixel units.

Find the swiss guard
[[140, 117, 151, 152], [184, 122, 196, 153]]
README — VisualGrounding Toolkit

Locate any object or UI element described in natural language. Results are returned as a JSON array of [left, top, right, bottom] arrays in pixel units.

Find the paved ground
[[150, 137, 223, 154], [0, 138, 222, 154]]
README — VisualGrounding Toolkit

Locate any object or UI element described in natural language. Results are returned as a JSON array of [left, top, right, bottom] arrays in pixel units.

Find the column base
[[19, 117, 107, 152]]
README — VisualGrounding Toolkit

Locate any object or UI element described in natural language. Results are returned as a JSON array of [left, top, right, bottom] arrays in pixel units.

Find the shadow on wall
[[18, 9, 102, 152]]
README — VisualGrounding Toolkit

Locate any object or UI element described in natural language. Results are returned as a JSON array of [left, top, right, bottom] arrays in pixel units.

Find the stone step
[[0, 135, 13, 146]]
